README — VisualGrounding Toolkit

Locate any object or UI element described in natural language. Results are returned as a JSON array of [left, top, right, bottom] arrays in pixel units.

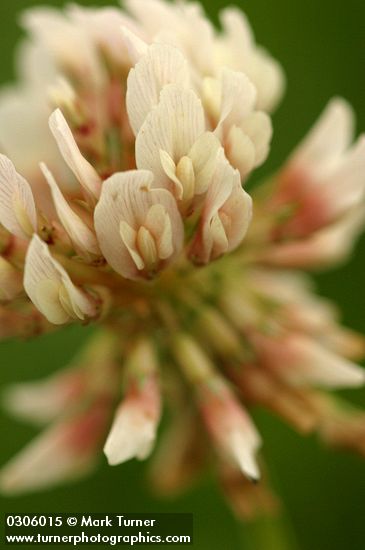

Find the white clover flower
[[0, 0, 364, 521]]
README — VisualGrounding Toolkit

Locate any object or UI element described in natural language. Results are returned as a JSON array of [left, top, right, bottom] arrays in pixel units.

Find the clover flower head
[[0, 0, 365, 520]]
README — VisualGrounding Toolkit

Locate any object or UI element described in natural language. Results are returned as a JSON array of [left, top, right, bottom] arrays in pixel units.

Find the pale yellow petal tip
[[120, 25, 148, 64]]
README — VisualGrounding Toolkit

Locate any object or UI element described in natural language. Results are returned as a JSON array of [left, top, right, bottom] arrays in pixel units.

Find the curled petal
[[49, 109, 102, 200], [217, 68, 257, 131], [0, 154, 37, 238], [41, 163, 100, 258], [94, 170, 183, 279], [136, 84, 205, 191], [190, 150, 252, 264], [24, 235, 97, 324], [127, 43, 190, 135]]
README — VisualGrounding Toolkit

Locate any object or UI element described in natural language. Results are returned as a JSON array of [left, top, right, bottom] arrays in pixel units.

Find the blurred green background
[[1, 1, 365, 548]]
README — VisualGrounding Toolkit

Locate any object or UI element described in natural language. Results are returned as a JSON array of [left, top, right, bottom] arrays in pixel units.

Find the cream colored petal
[[104, 366, 161, 466], [240, 111, 273, 167], [119, 221, 145, 271], [21, 7, 103, 87], [218, 68, 257, 131], [330, 135, 365, 211], [41, 163, 100, 257], [220, 7, 285, 112], [125, 0, 179, 38], [104, 400, 157, 465], [188, 132, 221, 195], [228, 430, 260, 481], [0, 154, 37, 238], [159, 150, 183, 198], [126, 43, 190, 135], [244, 49, 286, 113], [68, 6, 140, 68], [144, 203, 174, 259], [49, 109, 102, 200], [220, 7, 254, 51], [280, 335, 365, 388], [94, 170, 183, 280], [190, 150, 252, 263], [225, 126, 255, 178], [120, 26, 149, 64], [217, 181, 252, 253], [136, 84, 205, 190], [24, 235, 95, 324]]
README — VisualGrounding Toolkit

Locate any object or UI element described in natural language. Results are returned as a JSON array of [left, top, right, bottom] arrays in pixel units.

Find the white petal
[[188, 132, 221, 195], [330, 135, 365, 211], [127, 44, 190, 135], [24, 235, 96, 324], [220, 7, 285, 112], [217, 68, 257, 131], [225, 126, 256, 177], [293, 338, 365, 388], [257, 333, 365, 388], [240, 111, 273, 167], [68, 7, 140, 67], [229, 430, 260, 481], [94, 170, 183, 279], [136, 84, 205, 190], [220, 7, 254, 51], [190, 150, 252, 263], [125, 0, 179, 38], [120, 26, 149, 64], [0, 154, 37, 238], [49, 109, 102, 200], [104, 401, 157, 465], [41, 163, 100, 257]]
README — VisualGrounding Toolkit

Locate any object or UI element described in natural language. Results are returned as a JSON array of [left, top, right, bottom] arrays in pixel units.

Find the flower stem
[[239, 513, 299, 550]]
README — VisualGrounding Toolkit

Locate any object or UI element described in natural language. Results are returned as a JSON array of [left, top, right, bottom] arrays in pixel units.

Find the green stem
[[239, 513, 299, 550]]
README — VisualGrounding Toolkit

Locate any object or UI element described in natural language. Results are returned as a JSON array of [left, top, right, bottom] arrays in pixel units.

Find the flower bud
[[104, 339, 161, 465]]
